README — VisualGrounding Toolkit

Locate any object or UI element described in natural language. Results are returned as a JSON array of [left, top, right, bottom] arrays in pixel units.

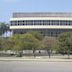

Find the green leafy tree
[[10, 33, 40, 57], [11, 34, 24, 57], [1, 32, 42, 57], [57, 32, 72, 59], [22, 33, 40, 57], [0, 22, 9, 36], [29, 31, 43, 40], [2, 38, 14, 51]]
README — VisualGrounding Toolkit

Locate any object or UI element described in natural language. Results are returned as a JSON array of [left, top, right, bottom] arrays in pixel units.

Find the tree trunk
[[33, 49, 36, 57], [47, 49, 51, 58], [67, 50, 70, 59]]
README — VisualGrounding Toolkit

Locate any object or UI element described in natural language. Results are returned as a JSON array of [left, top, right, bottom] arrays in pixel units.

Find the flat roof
[[13, 12, 72, 18]]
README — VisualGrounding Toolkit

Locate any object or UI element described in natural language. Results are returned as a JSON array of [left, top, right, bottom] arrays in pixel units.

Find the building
[[10, 12, 72, 37]]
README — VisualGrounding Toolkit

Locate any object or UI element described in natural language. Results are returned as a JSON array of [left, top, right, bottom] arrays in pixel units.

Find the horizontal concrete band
[[0, 58, 72, 62], [10, 17, 72, 21], [10, 25, 72, 29]]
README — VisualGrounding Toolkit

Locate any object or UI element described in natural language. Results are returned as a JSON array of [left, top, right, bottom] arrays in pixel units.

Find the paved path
[[0, 61, 72, 72], [0, 57, 72, 62]]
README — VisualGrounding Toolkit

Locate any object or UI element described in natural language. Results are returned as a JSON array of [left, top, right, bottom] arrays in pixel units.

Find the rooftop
[[13, 12, 72, 18]]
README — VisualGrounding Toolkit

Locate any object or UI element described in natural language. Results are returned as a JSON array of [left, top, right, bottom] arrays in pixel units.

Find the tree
[[11, 34, 24, 57], [0, 37, 3, 50], [9, 33, 40, 57], [2, 38, 14, 51], [28, 31, 43, 40], [42, 36, 56, 58], [57, 32, 72, 59], [22, 33, 40, 57], [0, 22, 9, 36], [1, 32, 42, 57], [29, 31, 43, 50]]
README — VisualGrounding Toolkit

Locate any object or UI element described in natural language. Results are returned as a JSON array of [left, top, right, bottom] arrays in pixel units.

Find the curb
[[0, 59, 72, 62]]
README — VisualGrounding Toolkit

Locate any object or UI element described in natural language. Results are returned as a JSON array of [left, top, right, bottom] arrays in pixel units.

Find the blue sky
[[0, 0, 72, 23]]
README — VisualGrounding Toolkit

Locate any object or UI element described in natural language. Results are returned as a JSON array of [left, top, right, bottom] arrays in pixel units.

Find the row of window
[[11, 20, 72, 26], [13, 29, 72, 37]]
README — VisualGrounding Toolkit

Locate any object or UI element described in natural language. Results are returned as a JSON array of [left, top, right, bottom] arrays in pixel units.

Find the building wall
[[10, 13, 72, 37], [12, 29, 72, 37]]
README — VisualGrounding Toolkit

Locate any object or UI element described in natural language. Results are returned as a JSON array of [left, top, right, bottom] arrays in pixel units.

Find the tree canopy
[[0, 22, 9, 36], [56, 32, 72, 58]]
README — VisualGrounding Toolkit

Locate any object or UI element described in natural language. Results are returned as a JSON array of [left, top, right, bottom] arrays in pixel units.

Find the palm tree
[[0, 22, 9, 37]]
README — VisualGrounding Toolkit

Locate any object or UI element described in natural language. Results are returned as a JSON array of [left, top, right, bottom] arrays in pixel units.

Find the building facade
[[10, 12, 72, 37]]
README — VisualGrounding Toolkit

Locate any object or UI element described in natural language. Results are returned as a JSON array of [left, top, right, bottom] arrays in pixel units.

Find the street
[[0, 61, 72, 72]]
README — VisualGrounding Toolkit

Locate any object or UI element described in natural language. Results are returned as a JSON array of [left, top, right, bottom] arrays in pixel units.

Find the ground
[[0, 61, 72, 72]]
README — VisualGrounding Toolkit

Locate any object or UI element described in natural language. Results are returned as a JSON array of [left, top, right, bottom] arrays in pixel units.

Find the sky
[[0, 0, 72, 23]]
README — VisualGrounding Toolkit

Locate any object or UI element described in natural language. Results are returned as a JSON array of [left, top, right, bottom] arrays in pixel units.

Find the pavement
[[0, 61, 72, 72], [0, 56, 72, 62]]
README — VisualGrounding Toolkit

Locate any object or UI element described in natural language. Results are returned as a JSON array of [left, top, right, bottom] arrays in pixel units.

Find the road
[[0, 61, 72, 72]]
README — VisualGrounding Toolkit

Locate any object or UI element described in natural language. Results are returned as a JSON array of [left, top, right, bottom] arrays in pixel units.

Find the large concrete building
[[10, 12, 72, 37]]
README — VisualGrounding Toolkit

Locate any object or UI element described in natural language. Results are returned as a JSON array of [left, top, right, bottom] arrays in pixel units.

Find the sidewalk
[[0, 56, 72, 62]]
